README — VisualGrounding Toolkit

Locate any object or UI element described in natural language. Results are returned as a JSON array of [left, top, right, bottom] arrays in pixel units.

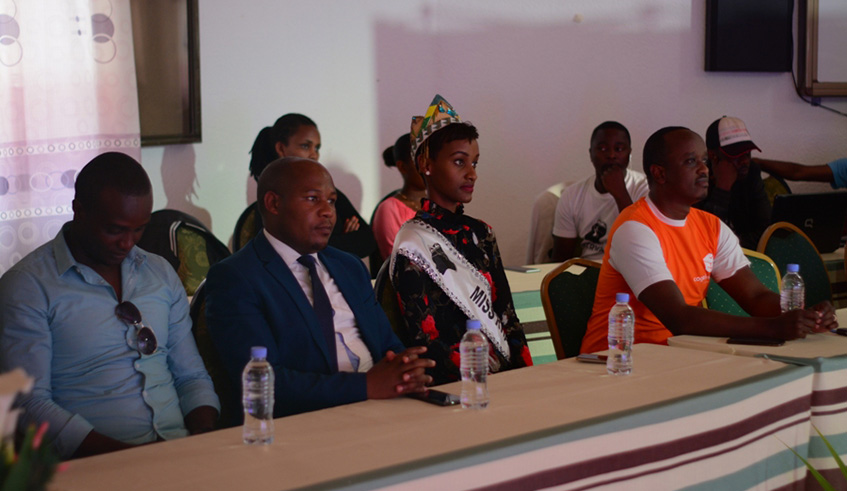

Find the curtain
[[0, 0, 140, 275]]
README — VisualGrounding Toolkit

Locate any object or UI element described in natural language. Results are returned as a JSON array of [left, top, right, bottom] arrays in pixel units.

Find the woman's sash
[[390, 218, 511, 363]]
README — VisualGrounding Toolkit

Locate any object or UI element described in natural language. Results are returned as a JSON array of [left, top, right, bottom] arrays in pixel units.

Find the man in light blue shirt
[[758, 157, 847, 189], [0, 152, 219, 459]]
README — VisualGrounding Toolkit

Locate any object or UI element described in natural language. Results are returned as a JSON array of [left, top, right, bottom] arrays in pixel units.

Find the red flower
[[521, 345, 534, 366], [421, 315, 438, 340], [462, 238, 468, 244], [449, 349, 461, 369], [423, 294, 429, 306], [482, 272, 497, 301], [442, 229, 459, 235], [463, 225, 470, 231]]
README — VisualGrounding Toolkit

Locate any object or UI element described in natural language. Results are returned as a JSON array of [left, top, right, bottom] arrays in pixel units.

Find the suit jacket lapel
[[252, 233, 336, 369]]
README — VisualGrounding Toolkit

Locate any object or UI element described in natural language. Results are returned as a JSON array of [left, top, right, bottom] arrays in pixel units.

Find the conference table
[[668, 308, 847, 488], [52, 344, 818, 491]]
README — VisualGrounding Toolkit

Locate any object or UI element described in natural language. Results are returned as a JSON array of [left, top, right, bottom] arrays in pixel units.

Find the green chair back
[[137, 210, 230, 296], [704, 249, 781, 316], [233, 203, 262, 252], [175, 225, 231, 296], [758, 222, 832, 307], [541, 259, 601, 359]]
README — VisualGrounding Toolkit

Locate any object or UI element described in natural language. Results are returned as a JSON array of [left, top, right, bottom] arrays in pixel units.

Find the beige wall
[[139, 0, 847, 265]]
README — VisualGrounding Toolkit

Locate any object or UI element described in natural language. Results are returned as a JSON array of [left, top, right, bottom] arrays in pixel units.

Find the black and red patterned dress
[[391, 199, 533, 385]]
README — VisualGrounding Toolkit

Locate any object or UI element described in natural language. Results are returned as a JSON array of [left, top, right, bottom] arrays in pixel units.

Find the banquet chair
[[233, 202, 261, 252], [757, 222, 832, 307], [136, 209, 231, 296], [190, 279, 237, 428], [540, 258, 601, 360], [703, 249, 781, 316], [373, 260, 406, 342], [526, 182, 566, 264]]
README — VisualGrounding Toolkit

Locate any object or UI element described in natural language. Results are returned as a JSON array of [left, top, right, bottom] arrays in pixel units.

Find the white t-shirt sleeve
[[711, 221, 750, 282], [552, 187, 578, 238], [608, 221, 674, 297], [629, 174, 650, 201]]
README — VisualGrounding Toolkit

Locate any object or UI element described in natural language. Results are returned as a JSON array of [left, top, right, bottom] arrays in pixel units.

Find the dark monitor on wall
[[705, 0, 793, 72]]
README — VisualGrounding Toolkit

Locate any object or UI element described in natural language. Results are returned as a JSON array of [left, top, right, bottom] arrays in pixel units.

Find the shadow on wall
[[325, 162, 364, 213], [161, 144, 213, 230]]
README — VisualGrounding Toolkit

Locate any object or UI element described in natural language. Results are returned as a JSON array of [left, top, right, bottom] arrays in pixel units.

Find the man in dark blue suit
[[206, 158, 433, 420]]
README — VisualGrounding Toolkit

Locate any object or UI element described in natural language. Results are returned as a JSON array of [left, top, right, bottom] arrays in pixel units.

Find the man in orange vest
[[581, 127, 837, 354]]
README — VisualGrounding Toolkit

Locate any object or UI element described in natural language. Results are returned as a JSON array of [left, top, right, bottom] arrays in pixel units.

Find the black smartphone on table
[[408, 389, 461, 406], [726, 337, 785, 346], [576, 353, 607, 364]]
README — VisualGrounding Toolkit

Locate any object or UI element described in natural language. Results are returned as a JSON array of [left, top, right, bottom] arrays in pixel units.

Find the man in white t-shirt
[[551, 121, 649, 262]]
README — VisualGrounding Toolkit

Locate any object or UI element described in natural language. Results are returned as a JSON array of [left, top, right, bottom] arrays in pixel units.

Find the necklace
[[395, 192, 421, 210]]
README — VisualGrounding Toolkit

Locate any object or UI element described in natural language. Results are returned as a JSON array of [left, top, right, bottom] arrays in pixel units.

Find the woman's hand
[[343, 216, 360, 233]]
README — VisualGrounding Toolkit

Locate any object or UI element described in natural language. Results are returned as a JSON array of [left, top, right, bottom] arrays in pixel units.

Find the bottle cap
[[787, 263, 800, 273], [615, 293, 630, 303], [250, 346, 268, 359], [466, 319, 481, 330]]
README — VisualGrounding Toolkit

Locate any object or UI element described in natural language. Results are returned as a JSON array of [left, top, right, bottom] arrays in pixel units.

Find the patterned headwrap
[[410, 94, 462, 163]]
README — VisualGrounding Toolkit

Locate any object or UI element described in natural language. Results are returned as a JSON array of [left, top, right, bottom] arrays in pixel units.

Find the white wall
[[140, 0, 847, 265]]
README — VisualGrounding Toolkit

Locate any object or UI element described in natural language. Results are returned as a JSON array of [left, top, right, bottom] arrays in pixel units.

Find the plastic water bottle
[[460, 319, 489, 409], [242, 346, 274, 445], [607, 293, 635, 376], [780, 263, 805, 313]]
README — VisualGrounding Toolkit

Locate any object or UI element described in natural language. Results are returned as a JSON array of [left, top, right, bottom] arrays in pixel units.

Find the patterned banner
[[0, 0, 140, 274]]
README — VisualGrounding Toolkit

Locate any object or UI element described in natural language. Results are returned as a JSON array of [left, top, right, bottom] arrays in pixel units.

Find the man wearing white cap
[[694, 116, 771, 249]]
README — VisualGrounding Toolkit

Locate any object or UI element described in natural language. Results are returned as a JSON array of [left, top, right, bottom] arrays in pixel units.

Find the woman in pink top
[[372, 133, 426, 261]]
